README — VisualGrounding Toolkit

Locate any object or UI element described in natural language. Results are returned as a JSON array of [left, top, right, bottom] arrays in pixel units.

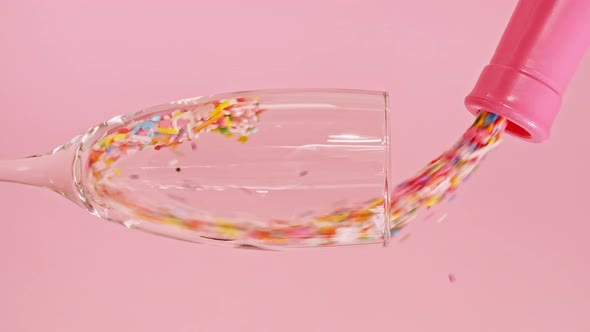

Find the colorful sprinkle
[[158, 127, 179, 135], [85, 94, 506, 248]]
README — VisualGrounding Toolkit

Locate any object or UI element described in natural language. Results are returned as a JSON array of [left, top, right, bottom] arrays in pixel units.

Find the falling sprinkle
[[448, 274, 456, 283], [299, 170, 309, 177], [175, 167, 181, 173], [399, 233, 412, 243]]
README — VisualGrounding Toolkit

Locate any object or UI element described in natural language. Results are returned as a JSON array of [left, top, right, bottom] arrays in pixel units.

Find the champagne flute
[[1, 89, 395, 249]]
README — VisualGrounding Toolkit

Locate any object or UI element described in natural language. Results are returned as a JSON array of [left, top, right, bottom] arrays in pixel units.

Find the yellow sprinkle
[[105, 158, 115, 165], [224, 116, 233, 128], [426, 196, 441, 207], [225, 133, 234, 138], [158, 127, 179, 135], [113, 168, 121, 176], [450, 176, 460, 188], [334, 212, 350, 222], [102, 136, 113, 148], [210, 100, 231, 119], [237, 135, 248, 143], [217, 222, 239, 237], [408, 194, 419, 202], [113, 133, 127, 142], [316, 212, 350, 223], [368, 197, 384, 208], [429, 162, 443, 175], [193, 103, 228, 133], [162, 216, 184, 227]]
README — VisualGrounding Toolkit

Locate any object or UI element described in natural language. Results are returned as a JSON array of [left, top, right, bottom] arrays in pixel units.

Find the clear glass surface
[[72, 89, 392, 249]]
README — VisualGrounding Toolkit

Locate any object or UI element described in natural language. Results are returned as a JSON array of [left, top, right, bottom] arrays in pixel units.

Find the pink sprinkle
[[159, 119, 172, 128], [177, 119, 189, 128], [288, 226, 314, 238], [191, 142, 197, 150], [448, 274, 456, 283], [462, 127, 477, 140]]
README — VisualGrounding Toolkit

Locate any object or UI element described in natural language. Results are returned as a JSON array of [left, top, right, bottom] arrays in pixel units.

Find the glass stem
[[0, 149, 77, 201], [0, 155, 53, 187]]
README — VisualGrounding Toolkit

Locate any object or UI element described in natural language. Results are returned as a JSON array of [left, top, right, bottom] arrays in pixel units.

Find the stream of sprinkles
[[86, 96, 506, 247]]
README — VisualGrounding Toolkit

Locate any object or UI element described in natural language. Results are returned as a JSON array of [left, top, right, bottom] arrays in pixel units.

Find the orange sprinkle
[[194, 112, 225, 133], [318, 227, 336, 236]]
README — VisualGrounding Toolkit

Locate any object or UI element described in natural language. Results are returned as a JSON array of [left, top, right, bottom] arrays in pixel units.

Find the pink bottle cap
[[465, 0, 590, 143]]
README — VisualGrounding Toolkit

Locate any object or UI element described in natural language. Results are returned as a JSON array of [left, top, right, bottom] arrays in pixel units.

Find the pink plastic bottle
[[465, 0, 590, 143]]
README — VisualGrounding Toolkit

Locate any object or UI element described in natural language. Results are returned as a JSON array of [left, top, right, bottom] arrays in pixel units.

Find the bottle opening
[[505, 120, 532, 139]]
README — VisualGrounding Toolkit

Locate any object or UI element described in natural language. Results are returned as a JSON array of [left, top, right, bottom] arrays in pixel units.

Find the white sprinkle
[[436, 213, 448, 223], [335, 227, 360, 244], [123, 220, 140, 228]]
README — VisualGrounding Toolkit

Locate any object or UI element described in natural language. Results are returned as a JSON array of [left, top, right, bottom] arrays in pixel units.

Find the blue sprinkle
[[106, 146, 114, 153], [148, 132, 155, 137], [469, 144, 478, 152], [390, 229, 400, 236], [151, 115, 161, 122], [452, 157, 460, 164], [141, 121, 154, 129], [483, 113, 499, 127], [130, 125, 141, 135]]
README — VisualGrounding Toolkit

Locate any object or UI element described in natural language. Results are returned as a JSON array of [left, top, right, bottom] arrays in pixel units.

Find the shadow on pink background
[[1, 1, 589, 331]]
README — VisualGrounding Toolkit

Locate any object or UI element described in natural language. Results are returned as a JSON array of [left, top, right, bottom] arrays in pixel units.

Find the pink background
[[1, 0, 589, 331]]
